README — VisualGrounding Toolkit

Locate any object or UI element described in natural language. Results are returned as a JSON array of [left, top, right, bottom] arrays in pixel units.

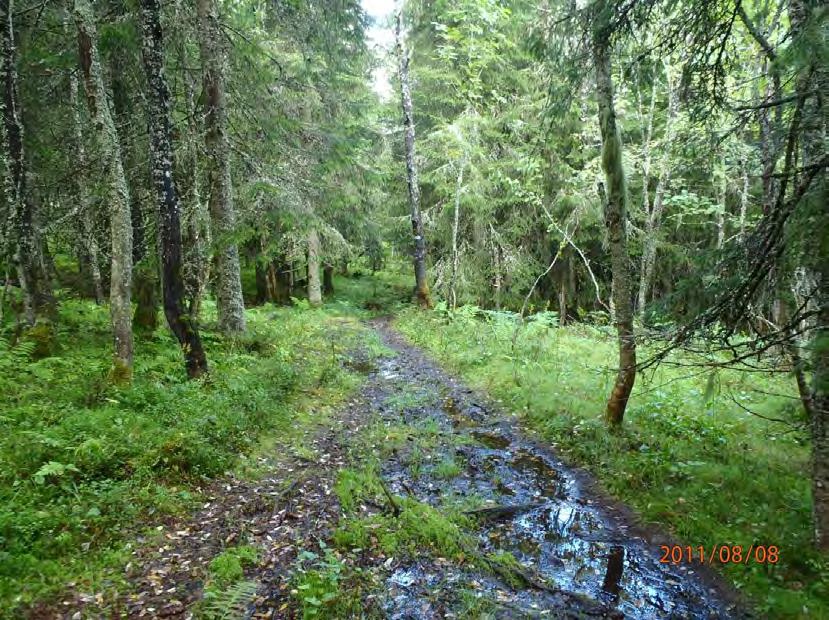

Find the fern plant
[[0, 335, 34, 373], [198, 580, 258, 620]]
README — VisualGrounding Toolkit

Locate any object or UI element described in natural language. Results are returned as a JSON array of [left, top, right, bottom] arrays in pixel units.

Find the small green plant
[[199, 581, 258, 620], [334, 467, 383, 512], [333, 497, 471, 560], [291, 543, 375, 619], [434, 457, 463, 479], [208, 545, 260, 587]]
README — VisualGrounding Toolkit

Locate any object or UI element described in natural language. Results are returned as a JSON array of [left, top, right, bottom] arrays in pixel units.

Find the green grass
[[0, 286, 377, 616], [395, 305, 826, 618], [332, 465, 473, 561]]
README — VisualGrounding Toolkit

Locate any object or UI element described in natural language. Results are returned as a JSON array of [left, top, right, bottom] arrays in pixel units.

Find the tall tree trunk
[[73, 0, 133, 381], [491, 224, 502, 311], [197, 0, 245, 334], [449, 157, 465, 309], [181, 70, 210, 319], [0, 0, 53, 325], [558, 262, 567, 325], [738, 158, 749, 241], [592, 9, 636, 426], [69, 70, 104, 305], [65, 11, 102, 304], [637, 63, 677, 316], [307, 228, 322, 307], [140, 0, 208, 378], [395, 11, 431, 308], [715, 169, 726, 250]]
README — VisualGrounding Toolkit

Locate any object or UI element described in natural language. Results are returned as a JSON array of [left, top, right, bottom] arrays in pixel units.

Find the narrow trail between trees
[[45, 318, 747, 619], [331, 319, 745, 620]]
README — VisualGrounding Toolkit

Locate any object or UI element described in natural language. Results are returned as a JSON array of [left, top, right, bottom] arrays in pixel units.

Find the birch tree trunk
[[140, 0, 208, 378], [307, 228, 322, 307], [197, 0, 246, 334], [73, 0, 133, 381], [395, 11, 431, 308], [592, 8, 636, 426], [637, 63, 677, 316], [1, 0, 53, 325]]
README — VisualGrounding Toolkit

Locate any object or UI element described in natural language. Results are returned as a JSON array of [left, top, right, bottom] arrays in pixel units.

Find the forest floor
[[38, 316, 746, 619]]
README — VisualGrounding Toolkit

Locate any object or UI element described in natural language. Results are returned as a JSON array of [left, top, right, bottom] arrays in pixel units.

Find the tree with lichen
[[0, 0, 54, 326], [139, 0, 208, 378], [73, 0, 134, 382], [197, 0, 246, 335], [591, 1, 636, 426]]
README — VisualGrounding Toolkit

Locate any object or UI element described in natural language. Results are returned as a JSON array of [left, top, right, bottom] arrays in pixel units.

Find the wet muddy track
[[365, 319, 747, 619]]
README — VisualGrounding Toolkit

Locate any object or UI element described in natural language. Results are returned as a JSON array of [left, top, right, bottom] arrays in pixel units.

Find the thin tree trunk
[[449, 157, 465, 309], [74, 0, 133, 381], [558, 262, 567, 325], [70, 72, 104, 305], [1, 0, 53, 325], [716, 171, 726, 250], [140, 0, 208, 378], [395, 11, 431, 308], [593, 9, 636, 426], [637, 62, 677, 316], [307, 228, 322, 307], [491, 224, 502, 311], [197, 0, 245, 334], [181, 70, 210, 319], [738, 159, 749, 241]]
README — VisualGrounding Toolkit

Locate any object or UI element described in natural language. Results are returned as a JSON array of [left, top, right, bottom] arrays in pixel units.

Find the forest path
[[44, 317, 745, 619], [282, 317, 745, 619]]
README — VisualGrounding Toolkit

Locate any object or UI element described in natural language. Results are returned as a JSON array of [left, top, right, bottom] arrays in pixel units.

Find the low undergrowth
[[395, 304, 825, 618], [0, 294, 373, 616]]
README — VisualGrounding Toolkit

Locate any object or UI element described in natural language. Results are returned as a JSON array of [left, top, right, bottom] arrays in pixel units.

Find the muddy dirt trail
[[334, 319, 746, 619]]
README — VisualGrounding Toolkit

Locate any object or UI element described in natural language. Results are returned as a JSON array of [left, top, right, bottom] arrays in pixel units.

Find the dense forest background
[[0, 0, 826, 617]]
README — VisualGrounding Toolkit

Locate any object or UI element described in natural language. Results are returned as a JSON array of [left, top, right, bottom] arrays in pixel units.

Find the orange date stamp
[[659, 545, 779, 565]]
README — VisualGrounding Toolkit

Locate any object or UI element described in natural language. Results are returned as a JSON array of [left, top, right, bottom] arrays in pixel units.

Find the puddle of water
[[471, 430, 511, 450]]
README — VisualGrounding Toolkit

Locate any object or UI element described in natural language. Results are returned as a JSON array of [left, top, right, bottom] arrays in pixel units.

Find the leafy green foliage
[[291, 542, 378, 619], [0, 298, 371, 613]]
